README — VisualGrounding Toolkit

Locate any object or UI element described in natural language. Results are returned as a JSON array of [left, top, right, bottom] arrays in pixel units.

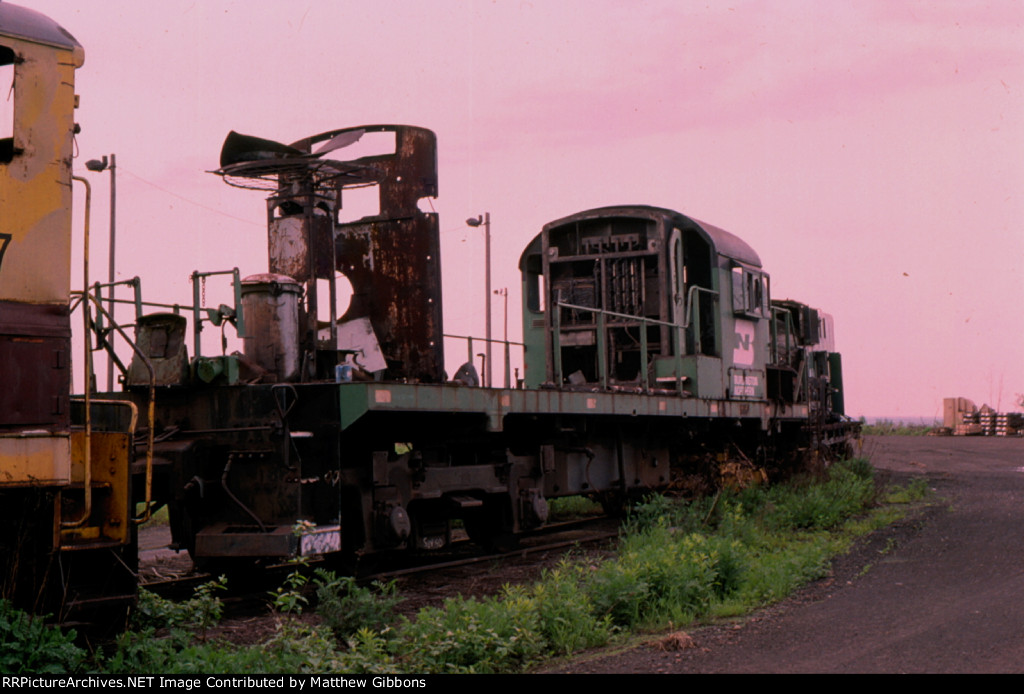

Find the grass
[[5, 458, 932, 675], [860, 418, 937, 436], [547, 495, 604, 520], [138, 504, 169, 528]]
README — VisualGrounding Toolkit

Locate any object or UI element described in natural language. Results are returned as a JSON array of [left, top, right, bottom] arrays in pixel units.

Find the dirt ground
[[548, 434, 1024, 674]]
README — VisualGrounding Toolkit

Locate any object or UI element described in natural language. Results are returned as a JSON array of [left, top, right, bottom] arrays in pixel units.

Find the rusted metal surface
[[216, 124, 445, 383], [0, 301, 70, 430], [240, 274, 302, 382], [127, 313, 189, 387], [287, 125, 446, 383]]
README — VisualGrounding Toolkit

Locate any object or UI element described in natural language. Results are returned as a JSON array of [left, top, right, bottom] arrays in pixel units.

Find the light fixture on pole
[[466, 212, 491, 388], [85, 153, 116, 391]]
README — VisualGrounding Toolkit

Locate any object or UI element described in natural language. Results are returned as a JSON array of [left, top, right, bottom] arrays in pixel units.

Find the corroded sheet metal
[[0, 433, 71, 486], [337, 212, 444, 383], [0, 301, 70, 430], [218, 124, 444, 382], [267, 213, 336, 282], [320, 125, 445, 383], [127, 313, 189, 387], [240, 274, 302, 382], [62, 428, 131, 547]]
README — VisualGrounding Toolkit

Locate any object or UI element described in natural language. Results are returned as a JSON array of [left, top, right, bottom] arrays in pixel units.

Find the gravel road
[[553, 435, 1024, 674]]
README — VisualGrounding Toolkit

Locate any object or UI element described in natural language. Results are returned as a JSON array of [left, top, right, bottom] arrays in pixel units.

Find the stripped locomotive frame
[[119, 134, 855, 566], [1, 4, 858, 619]]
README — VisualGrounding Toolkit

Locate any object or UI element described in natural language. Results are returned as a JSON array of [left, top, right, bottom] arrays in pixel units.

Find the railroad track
[[139, 516, 621, 604]]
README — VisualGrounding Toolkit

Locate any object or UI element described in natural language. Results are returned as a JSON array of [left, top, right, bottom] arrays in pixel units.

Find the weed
[[95, 450, 903, 675], [131, 576, 226, 640], [547, 495, 604, 520], [269, 570, 309, 615], [397, 594, 544, 673], [764, 462, 875, 531], [313, 570, 401, 639], [529, 562, 612, 653], [861, 418, 936, 436], [883, 477, 931, 504], [0, 601, 85, 674]]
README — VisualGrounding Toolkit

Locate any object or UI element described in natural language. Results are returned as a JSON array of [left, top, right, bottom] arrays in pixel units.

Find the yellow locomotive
[[0, 3, 138, 631]]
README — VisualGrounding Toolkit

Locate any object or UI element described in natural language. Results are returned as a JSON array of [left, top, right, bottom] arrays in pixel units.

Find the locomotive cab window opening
[[1, 45, 15, 163], [731, 263, 770, 318], [523, 253, 545, 313]]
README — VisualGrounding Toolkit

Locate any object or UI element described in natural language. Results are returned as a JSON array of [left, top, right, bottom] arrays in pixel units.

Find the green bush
[[397, 594, 544, 673], [313, 569, 401, 639], [131, 576, 226, 637], [0, 600, 85, 674], [528, 562, 612, 653], [764, 461, 875, 531]]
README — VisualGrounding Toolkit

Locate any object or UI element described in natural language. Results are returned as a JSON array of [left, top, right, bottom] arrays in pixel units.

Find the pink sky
[[21, 0, 1024, 418]]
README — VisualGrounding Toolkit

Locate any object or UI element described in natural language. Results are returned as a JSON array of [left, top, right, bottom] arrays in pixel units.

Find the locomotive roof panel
[[0, 3, 82, 56], [538, 205, 762, 267]]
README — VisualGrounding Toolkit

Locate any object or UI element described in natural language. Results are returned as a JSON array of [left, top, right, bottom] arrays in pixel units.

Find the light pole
[[466, 212, 491, 388], [85, 153, 116, 391], [495, 287, 508, 387]]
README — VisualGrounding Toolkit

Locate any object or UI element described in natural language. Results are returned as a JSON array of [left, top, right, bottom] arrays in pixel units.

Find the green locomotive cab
[[519, 205, 771, 402]]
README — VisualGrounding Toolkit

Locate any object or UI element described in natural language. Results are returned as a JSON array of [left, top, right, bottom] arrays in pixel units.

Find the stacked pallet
[[943, 397, 1022, 436], [978, 405, 997, 436], [953, 401, 981, 436], [995, 412, 1024, 436]]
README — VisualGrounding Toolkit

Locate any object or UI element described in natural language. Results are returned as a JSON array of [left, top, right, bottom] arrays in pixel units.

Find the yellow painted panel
[[63, 429, 131, 546], [0, 39, 78, 304], [0, 434, 72, 485]]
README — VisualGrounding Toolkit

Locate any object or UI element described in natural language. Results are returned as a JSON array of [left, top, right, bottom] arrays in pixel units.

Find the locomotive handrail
[[555, 299, 677, 392], [443, 333, 525, 388], [769, 306, 810, 406], [191, 268, 245, 359], [83, 269, 245, 385], [64, 176, 94, 529], [69, 290, 158, 524], [555, 284, 719, 394]]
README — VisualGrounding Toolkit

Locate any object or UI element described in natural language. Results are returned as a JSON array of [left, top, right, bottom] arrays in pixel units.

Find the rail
[[84, 269, 245, 388], [67, 175, 154, 528], [553, 284, 719, 393], [69, 291, 158, 524], [443, 333, 525, 388], [769, 306, 813, 410]]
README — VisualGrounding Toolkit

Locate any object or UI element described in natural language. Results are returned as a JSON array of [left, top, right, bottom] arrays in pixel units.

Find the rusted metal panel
[[195, 523, 296, 558], [266, 196, 336, 282], [0, 301, 70, 430], [326, 126, 445, 383], [218, 125, 445, 383], [337, 213, 444, 383], [126, 313, 189, 387], [0, 433, 71, 486], [240, 274, 302, 382]]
